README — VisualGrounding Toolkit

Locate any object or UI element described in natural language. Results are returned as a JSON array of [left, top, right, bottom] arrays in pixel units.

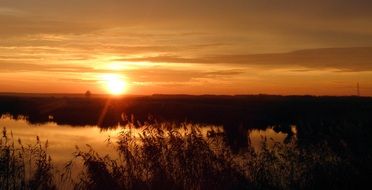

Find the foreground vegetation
[[0, 128, 55, 190], [1, 120, 370, 190]]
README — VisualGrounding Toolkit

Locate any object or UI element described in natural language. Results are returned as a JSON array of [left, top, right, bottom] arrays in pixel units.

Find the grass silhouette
[[1, 119, 370, 190], [0, 127, 56, 190]]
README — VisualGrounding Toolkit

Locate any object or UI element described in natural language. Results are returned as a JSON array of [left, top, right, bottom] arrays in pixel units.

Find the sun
[[101, 74, 127, 95]]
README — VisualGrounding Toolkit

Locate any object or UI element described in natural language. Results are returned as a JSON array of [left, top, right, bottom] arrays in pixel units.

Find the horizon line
[[0, 92, 369, 98]]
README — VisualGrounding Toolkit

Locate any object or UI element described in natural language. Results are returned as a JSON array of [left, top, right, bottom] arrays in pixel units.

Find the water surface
[[0, 115, 293, 167]]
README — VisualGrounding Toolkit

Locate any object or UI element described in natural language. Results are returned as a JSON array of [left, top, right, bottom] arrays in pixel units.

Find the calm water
[[0, 115, 295, 167]]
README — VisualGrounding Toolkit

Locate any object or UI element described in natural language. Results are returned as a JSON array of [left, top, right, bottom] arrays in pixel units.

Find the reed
[[1, 120, 367, 190], [0, 127, 56, 190]]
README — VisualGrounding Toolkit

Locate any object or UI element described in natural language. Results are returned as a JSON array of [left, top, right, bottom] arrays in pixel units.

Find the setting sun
[[101, 74, 127, 95]]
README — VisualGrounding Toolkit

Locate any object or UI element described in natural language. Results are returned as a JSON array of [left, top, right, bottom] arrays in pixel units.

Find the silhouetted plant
[[0, 127, 56, 190], [2, 119, 370, 190], [67, 122, 251, 190]]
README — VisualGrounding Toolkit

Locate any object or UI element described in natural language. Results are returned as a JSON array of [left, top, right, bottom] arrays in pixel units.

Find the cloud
[[1, 0, 372, 55], [0, 62, 96, 73], [0, 15, 102, 37], [121, 47, 372, 72], [98, 43, 226, 55], [0, 7, 26, 16], [122, 68, 245, 83], [205, 70, 245, 76]]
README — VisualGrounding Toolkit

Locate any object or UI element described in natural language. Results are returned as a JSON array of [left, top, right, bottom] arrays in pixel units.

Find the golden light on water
[[101, 74, 127, 95]]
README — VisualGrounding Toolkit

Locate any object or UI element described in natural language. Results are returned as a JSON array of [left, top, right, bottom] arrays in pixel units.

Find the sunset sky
[[1, 0, 372, 95]]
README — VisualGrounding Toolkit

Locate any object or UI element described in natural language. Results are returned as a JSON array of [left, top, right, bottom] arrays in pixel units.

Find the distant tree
[[85, 90, 92, 98]]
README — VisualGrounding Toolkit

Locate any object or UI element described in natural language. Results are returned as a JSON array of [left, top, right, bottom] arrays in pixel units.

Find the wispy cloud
[[0, 7, 26, 16], [122, 47, 372, 72], [0, 61, 96, 73]]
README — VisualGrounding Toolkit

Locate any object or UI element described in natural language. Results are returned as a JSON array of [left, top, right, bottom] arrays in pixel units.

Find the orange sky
[[1, 0, 372, 96]]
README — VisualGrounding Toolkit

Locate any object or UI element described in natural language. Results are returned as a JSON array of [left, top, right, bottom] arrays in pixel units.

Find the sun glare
[[101, 74, 127, 95]]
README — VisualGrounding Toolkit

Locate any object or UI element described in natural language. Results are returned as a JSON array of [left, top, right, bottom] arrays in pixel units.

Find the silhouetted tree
[[85, 90, 92, 98]]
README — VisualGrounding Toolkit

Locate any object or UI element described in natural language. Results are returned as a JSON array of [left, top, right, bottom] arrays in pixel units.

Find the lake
[[0, 115, 293, 168], [1, 95, 371, 189]]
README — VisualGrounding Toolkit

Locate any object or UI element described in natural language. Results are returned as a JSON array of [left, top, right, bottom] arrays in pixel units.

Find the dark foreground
[[1, 94, 372, 189]]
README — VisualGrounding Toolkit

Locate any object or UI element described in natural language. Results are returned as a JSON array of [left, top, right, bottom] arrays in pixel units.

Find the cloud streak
[[121, 47, 372, 72]]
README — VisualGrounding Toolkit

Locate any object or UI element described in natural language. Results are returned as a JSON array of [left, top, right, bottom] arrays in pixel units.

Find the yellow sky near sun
[[1, 0, 372, 96]]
